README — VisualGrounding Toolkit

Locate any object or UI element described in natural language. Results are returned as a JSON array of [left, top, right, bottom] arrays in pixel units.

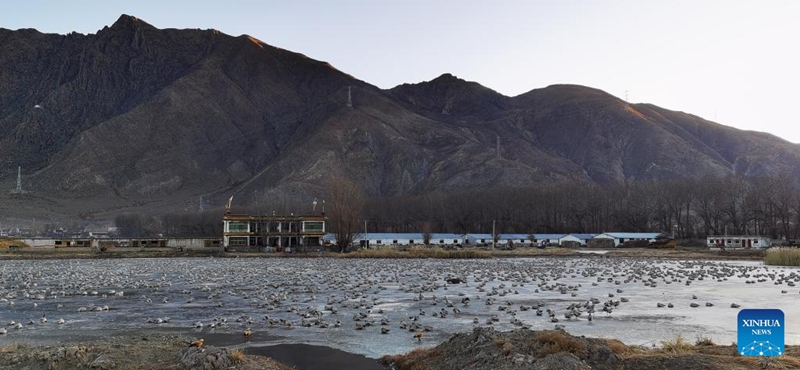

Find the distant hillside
[[1, 14, 798, 220]]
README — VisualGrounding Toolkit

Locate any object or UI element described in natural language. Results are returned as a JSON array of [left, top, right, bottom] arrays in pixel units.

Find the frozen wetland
[[0, 257, 797, 358]]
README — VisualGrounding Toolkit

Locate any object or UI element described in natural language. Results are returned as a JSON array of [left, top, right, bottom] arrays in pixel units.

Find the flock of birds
[[0, 257, 797, 350]]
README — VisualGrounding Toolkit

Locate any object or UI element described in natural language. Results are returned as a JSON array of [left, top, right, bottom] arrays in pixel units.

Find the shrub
[[229, 349, 245, 363], [694, 336, 715, 346], [660, 334, 693, 354]]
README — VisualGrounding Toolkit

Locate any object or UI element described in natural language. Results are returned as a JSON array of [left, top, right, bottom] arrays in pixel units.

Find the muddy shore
[[382, 327, 800, 370], [0, 332, 386, 370], [5, 327, 797, 370]]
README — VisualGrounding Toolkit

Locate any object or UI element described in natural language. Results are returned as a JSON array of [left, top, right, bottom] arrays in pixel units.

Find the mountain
[[1, 15, 798, 220]]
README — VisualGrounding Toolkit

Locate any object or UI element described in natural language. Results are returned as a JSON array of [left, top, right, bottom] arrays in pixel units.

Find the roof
[[498, 234, 532, 240], [223, 213, 326, 221], [363, 233, 424, 240], [596, 232, 662, 239], [562, 234, 596, 240], [533, 234, 567, 239], [431, 233, 465, 239]]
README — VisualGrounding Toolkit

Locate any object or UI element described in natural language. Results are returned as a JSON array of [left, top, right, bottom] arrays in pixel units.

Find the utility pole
[[364, 220, 368, 249], [492, 220, 496, 250]]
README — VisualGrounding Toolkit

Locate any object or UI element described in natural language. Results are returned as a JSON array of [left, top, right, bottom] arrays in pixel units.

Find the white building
[[360, 233, 424, 247], [707, 235, 771, 249], [464, 234, 494, 246], [559, 234, 596, 246], [591, 232, 661, 247], [498, 234, 534, 246]]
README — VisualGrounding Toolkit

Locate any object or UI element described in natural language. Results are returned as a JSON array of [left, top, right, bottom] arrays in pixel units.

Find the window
[[520, 239, 525, 243], [727, 239, 732, 244], [480, 239, 486, 243], [393, 240, 398, 244], [439, 239, 444, 244], [229, 237, 248, 246], [228, 222, 248, 232], [303, 221, 324, 231], [409, 240, 414, 244], [55, 241, 63, 245], [377, 240, 382, 244]]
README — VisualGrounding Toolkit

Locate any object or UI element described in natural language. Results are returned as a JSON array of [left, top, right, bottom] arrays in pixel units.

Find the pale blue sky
[[3, 1, 799, 142]]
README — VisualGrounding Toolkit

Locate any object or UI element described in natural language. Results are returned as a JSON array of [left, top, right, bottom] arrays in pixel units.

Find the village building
[[464, 234, 494, 246], [590, 232, 662, 247], [497, 234, 534, 247], [222, 213, 326, 251], [559, 234, 596, 246], [356, 233, 423, 247], [706, 235, 771, 249]]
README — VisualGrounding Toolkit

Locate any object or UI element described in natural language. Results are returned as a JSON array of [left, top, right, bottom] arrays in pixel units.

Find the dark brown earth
[[0, 333, 292, 370], [382, 327, 800, 370]]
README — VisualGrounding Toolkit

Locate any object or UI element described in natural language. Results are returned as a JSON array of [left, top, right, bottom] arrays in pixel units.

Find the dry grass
[[493, 337, 514, 356], [230, 349, 245, 363], [0, 342, 32, 353], [0, 238, 29, 249], [529, 330, 587, 358], [339, 247, 490, 259], [660, 334, 694, 354], [488, 248, 577, 257], [380, 348, 434, 370], [603, 339, 633, 356], [694, 336, 715, 346], [764, 247, 800, 266]]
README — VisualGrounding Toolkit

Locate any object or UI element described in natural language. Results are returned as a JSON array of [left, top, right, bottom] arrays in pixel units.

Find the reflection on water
[[0, 257, 797, 358]]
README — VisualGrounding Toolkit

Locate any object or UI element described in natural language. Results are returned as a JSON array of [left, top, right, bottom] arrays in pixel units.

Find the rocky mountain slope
[[1, 15, 798, 219]]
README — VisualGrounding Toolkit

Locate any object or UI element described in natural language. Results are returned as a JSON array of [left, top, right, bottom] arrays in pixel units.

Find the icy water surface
[[0, 257, 798, 358]]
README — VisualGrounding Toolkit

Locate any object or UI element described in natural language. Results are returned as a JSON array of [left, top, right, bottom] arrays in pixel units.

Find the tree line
[[363, 175, 800, 241], [113, 174, 800, 243]]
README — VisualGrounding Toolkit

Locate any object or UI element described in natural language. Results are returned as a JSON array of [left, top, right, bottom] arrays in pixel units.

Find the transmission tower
[[10, 166, 25, 194]]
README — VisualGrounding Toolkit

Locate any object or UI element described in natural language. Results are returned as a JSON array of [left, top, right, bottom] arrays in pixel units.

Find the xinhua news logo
[[738, 309, 784, 356]]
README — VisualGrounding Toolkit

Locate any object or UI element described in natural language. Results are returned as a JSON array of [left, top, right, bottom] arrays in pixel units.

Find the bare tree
[[420, 221, 433, 246], [328, 175, 365, 252]]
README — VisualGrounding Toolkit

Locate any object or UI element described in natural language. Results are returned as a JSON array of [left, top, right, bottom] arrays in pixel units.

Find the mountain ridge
[[0, 15, 797, 219]]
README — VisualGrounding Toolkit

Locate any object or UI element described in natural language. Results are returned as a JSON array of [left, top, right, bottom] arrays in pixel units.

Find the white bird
[[57, 318, 66, 325]]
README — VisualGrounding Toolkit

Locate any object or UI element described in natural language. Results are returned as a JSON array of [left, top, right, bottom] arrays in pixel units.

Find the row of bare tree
[[113, 174, 800, 244], [363, 175, 800, 240]]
